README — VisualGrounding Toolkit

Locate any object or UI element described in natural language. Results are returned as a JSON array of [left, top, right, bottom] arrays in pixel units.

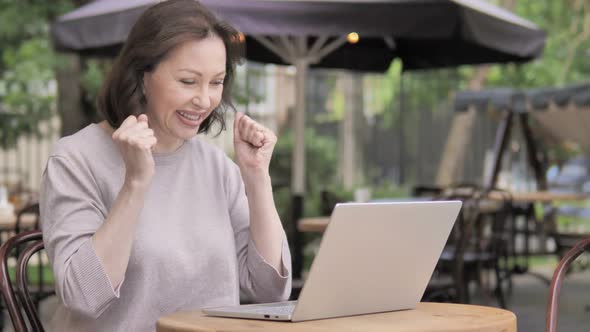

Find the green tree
[[486, 0, 590, 88], [0, 0, 74, 148]]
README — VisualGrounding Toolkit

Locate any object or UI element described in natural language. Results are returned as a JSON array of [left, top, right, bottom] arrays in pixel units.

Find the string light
[[347, 32, 359, 44]]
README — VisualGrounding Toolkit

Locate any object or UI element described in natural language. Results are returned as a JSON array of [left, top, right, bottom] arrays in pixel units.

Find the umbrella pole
[[251, 35, 308, 282], [291, 57, 308, 281], [398, 70, 405, 185], [486, 110, 513, 190], [253, 35, 348, 286], [519, 113, 547, 190], [293, 60, 307, 200]]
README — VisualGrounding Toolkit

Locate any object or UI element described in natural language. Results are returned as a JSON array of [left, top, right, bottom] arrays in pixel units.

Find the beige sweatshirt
[[40, 124, 291, 331]]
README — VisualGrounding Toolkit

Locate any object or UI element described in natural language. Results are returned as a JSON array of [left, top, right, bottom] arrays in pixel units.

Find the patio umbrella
[[52, 0, 546, 279], [53, 0, 545, 70], [454, 83, 590, 189]]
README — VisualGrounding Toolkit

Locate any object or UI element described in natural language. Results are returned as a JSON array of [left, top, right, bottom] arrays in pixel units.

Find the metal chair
[[428, 186, 512, 308], [546, 237, 590, 332], [0, 230, 46, 331]]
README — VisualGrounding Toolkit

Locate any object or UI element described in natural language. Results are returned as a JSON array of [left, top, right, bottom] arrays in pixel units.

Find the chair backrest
[[0, 230, 45, 332], [436, 186, 513, 305], [546, 237, 590, 332], [428, 185, 483, 303], [15, 203, 40, 233]]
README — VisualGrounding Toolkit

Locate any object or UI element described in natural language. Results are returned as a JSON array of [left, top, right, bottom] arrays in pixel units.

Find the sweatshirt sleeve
[[40, 155, 121, 319], [225, 161, 292, 303]]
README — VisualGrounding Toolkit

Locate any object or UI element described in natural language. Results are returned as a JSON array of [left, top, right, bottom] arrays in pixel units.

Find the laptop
[[203, 200, 462, 322]]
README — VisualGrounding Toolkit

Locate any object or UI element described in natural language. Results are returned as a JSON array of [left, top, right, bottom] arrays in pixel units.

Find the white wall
[[0, 115, 61, 193]]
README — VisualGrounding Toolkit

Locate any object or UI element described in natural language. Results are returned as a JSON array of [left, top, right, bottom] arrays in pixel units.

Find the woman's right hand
[[112, 114, 157, 188]]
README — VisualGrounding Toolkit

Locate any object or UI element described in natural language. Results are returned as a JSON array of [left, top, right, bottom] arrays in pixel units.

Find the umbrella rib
[[252, 36, 293, 64], [309, 36, 330, 56], [313, 36, 348, 64], [384, 36, 396, 50], [279, 36, 298, 60], [270, 36, 294, 59]]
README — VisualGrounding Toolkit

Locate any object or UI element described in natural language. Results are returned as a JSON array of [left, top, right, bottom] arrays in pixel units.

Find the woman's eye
[[211, 81, 224, 86], [180, 79, 195, 85]]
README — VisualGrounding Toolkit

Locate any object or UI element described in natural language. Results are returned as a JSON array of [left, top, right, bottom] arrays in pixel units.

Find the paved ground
[[470, 265, 590, 332], [2, 266, 589, 331]]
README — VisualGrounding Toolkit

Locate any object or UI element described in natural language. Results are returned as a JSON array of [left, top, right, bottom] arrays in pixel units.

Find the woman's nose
[[192, 89, 210, 109]]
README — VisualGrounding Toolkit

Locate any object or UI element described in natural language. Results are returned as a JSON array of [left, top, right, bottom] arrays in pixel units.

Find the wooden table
[[298, 191, 589, 233], [157, 302, 516, 332], [0, 212, 37, 230], [0, 213, 16, 228], [297, 206, 502, 233], [488, 191, 587, 203], [298, 217, 330, 233]]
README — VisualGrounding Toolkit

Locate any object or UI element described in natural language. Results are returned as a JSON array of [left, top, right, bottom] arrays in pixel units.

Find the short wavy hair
[[97, 0, 244, 135]]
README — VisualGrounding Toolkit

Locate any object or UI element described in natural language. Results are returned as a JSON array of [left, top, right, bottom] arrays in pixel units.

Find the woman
[[40, 1, 291, 330]]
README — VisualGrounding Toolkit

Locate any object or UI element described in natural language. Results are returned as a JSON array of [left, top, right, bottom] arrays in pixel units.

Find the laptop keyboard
[[237, 301, 296, 316]]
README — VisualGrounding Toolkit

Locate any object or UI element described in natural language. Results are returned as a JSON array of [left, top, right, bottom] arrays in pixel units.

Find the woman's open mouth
[[176, 110, 203, 126]]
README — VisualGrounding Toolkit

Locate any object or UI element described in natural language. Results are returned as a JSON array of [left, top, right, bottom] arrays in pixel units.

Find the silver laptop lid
[[292, 200, 461, 322]]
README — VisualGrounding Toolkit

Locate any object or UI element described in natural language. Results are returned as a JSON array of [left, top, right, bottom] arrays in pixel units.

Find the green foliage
[[0, 37, 57, 147], [269, 128, 348, 271], [481, 1, 590, 163], [370, 182, 410, 200], [8, 265, 54, 285], [232, 64, 266, 107], [487, 1, 590, 88], [325, 77, 345, 121], [0, 0, 74, 148], [364, 60, 402, 128], [270, 128, 339, 220], [80, 59, 108, 105]]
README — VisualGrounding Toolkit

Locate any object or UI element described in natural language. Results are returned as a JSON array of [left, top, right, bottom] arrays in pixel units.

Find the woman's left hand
[[233, 112, 277, 176]]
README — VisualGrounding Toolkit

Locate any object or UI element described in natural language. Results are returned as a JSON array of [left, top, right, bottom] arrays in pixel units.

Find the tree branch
[[558, 0, 590, 84]]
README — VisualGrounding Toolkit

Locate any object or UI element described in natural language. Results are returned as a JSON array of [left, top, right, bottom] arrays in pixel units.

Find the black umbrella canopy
[[52, 0, 546, 71]]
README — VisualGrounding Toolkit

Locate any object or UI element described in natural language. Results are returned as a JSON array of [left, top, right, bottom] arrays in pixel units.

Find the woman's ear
[[142, 72, 149, 95], [139, 72, 150, 105]]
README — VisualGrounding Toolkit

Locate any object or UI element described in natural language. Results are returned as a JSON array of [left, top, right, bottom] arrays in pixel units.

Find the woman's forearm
[[242, 172, 285, 273], [92, 180, 148, 288]]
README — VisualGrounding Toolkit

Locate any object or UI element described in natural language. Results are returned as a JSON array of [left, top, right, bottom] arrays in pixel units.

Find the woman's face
[[143, 36, 226, 150]]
